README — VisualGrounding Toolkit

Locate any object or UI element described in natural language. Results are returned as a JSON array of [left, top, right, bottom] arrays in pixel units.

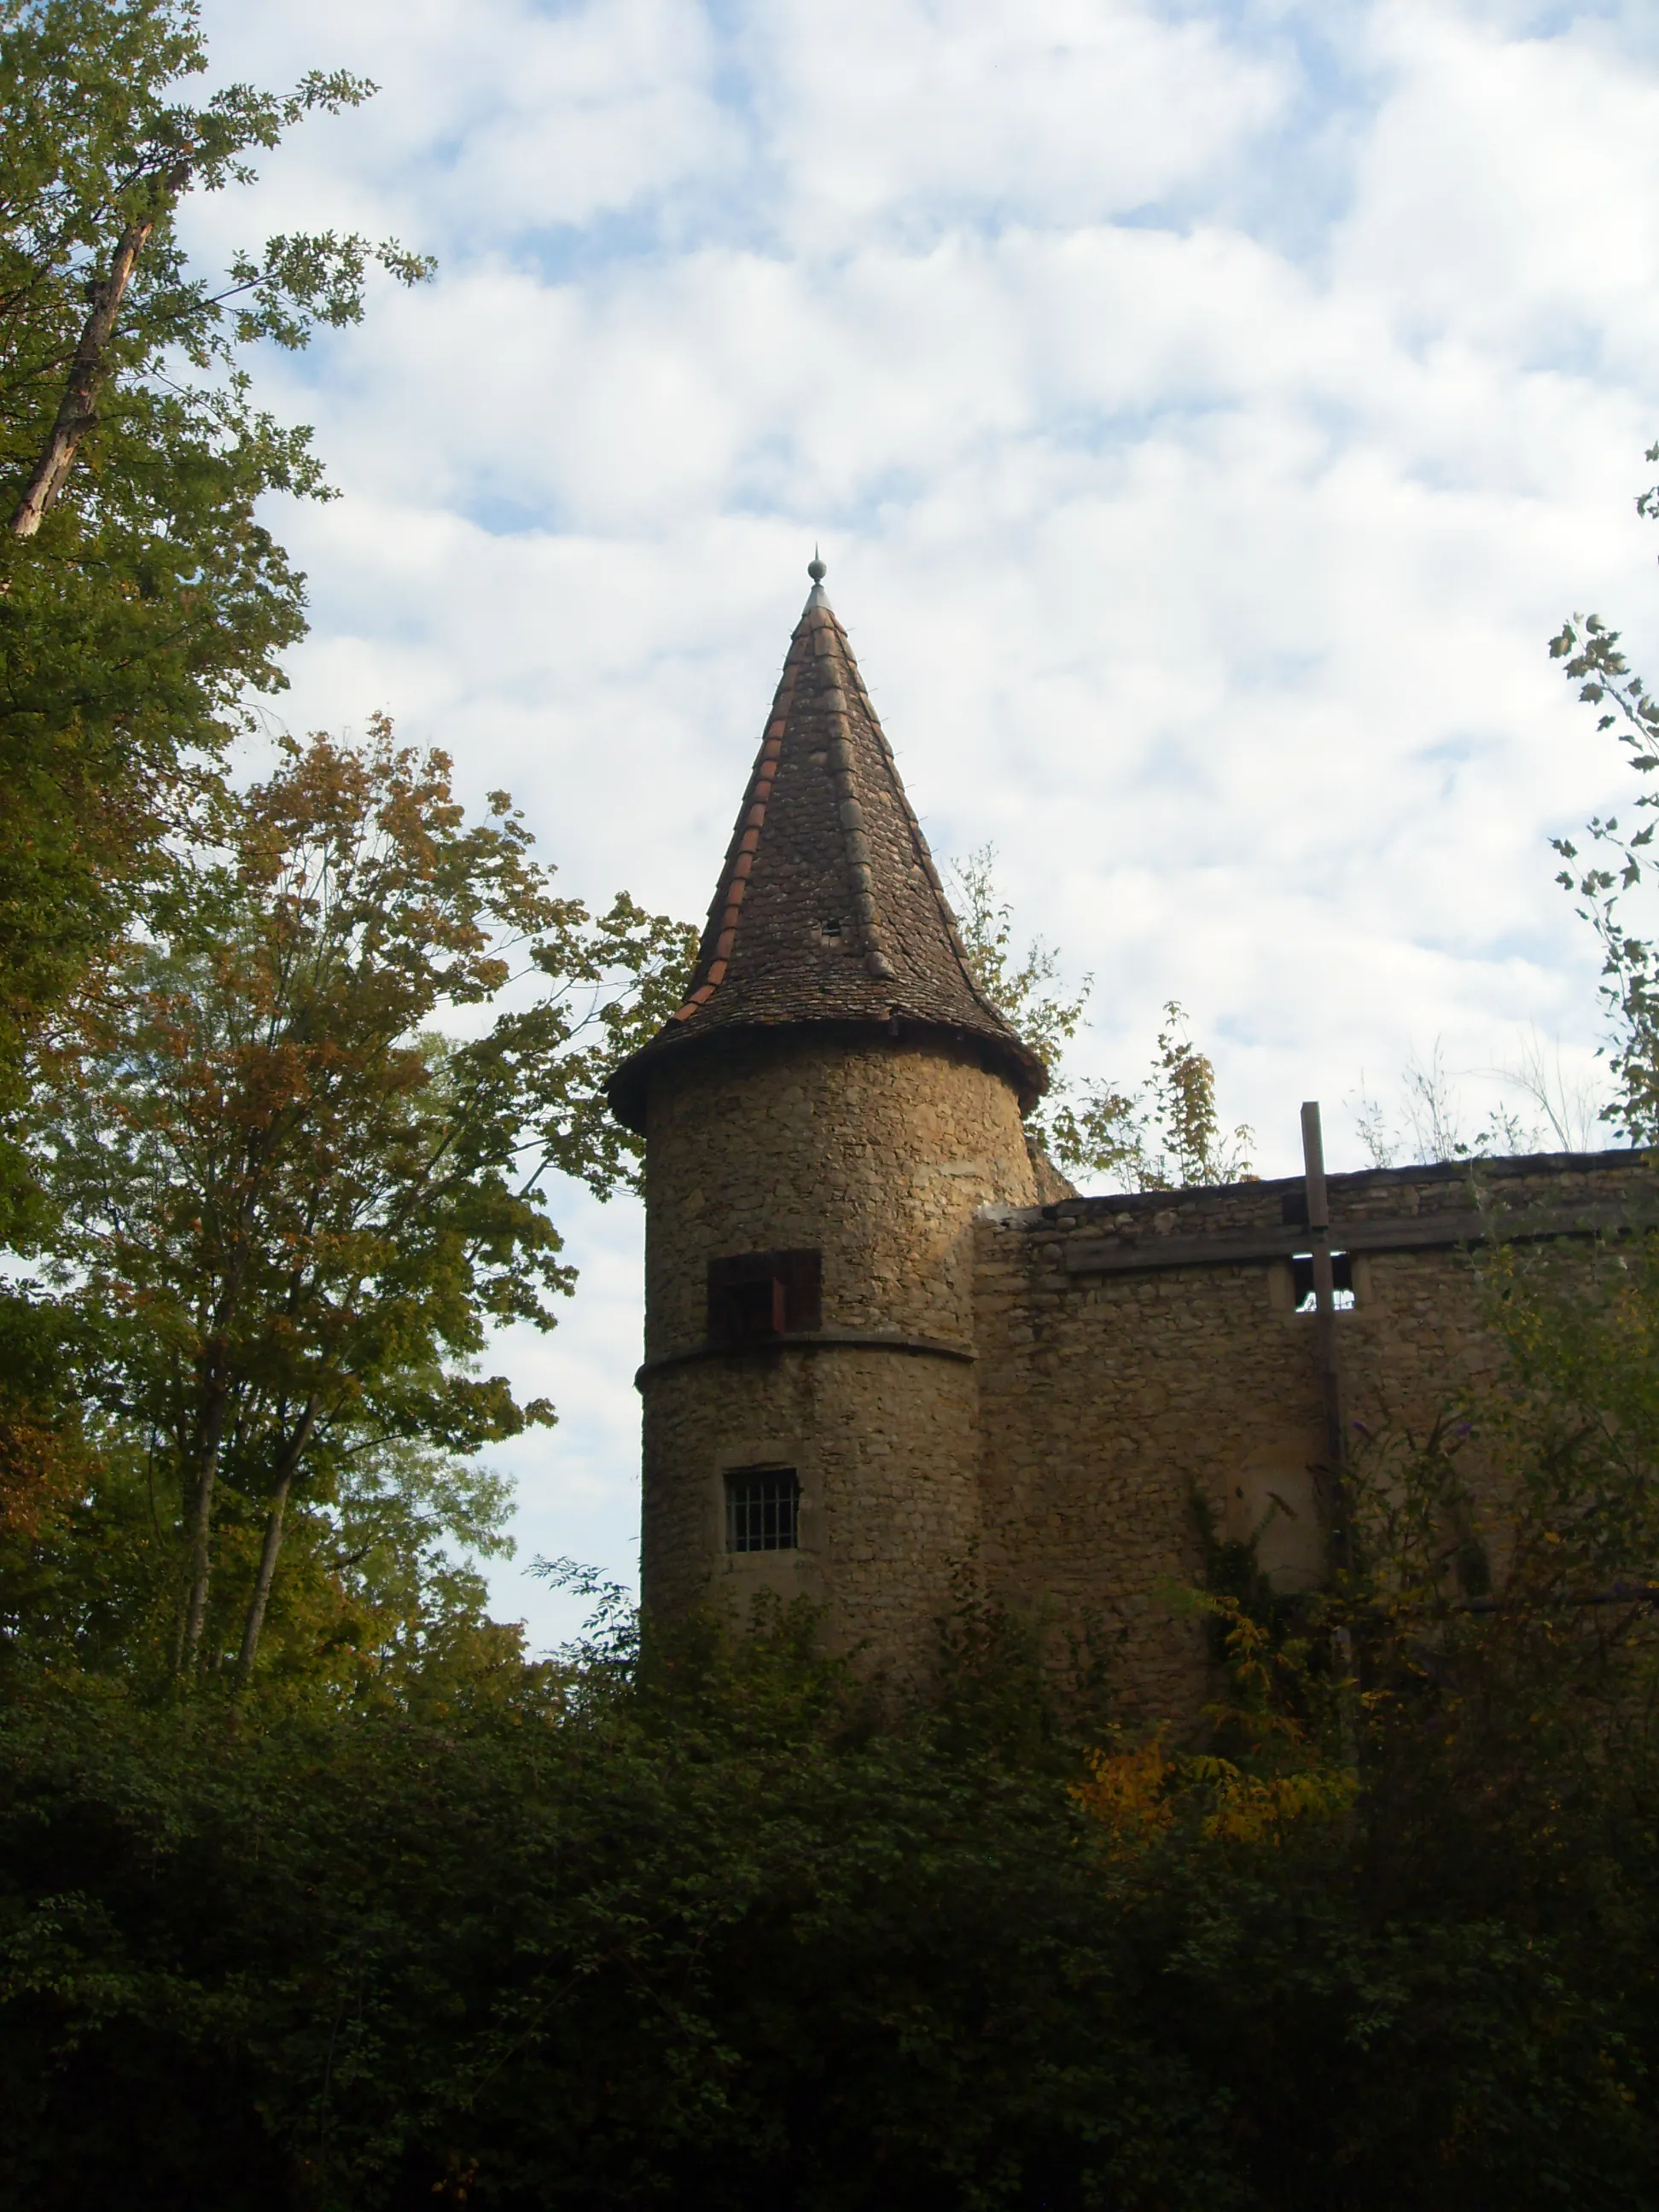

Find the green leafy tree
[[1548, 439, 1659, 1142], [27, 725, 693, 1688], [0, 0, 432, 1232], [1097, 999, 1255, 1190], [951, 845, 1253, 1188], [948, 843, 1095, 1080]]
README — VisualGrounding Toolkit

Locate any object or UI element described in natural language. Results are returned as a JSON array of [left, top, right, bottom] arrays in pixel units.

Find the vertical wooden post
[[1301, 1100, 1349, 1573]]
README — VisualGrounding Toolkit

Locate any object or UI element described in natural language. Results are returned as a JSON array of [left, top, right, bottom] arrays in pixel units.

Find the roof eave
[[605, 1010, 1047, 1134]]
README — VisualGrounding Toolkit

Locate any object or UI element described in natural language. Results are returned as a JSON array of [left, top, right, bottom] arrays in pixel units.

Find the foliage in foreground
[[4, 1226, 1659, 2210]]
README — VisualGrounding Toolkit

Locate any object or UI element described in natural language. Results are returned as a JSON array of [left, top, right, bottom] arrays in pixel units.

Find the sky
[[186, 0, 1659, 1646]]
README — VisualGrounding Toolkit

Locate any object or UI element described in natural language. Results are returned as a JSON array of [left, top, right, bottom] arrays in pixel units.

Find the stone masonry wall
[[974, 1148, 1659, 1728], [643, 1026, 1037, 1353], [638, 1026, 1037, 1679], [642, 1348, 983, 1674]]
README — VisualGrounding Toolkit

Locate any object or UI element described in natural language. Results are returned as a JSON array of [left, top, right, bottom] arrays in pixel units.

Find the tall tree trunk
[[177, 1378, 229, 1673], [176, 1189, 261, 1673], [9, 162, 186, 539], [235, 1403, 318, 1689]]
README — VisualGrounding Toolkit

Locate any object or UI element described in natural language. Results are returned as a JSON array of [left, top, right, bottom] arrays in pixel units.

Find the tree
[[0, 0, 432, 1233], [1543, 437, 1659, 1141], [950, 844, 1253, 1188], [30, 725, 693, 1687]]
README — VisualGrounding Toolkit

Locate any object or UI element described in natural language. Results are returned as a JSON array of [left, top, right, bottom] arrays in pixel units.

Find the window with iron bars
[[725, 1467, 800, 1552]]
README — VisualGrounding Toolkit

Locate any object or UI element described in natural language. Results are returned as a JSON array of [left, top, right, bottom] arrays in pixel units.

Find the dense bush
[[3, 1514, 1658, 2212]]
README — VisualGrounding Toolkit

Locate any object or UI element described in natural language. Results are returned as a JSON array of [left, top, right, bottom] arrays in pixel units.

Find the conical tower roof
[[608, 562, 1045, 1130]]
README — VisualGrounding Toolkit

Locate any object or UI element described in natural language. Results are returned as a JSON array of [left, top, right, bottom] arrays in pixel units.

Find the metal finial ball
[[807, 553, 826, 583]]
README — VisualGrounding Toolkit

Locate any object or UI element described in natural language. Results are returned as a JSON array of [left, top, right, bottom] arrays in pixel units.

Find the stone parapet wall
[[1023, 1146, 1656, 1248], [973, 1148, 1659, 1727]]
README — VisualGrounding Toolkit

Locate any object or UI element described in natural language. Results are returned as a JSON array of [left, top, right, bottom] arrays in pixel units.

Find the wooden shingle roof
[[608, 565, 1046, 1130]]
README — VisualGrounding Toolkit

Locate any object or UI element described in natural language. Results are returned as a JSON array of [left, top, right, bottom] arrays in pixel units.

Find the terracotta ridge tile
[[825, 625, 999, 1019], [818, 622, 896, 983]]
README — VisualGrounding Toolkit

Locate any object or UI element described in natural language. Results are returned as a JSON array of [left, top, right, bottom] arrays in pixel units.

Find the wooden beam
[[1303, 1101, 1348, 1571]]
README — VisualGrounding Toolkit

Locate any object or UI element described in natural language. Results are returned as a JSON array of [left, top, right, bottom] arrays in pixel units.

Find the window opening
[[1291, 1251, 1354, 1313], [731, 1276, 786, 1337], [726, 1467, 800, 1552], [818, 916, 844, 945], [707, 1250, 823, 1345]]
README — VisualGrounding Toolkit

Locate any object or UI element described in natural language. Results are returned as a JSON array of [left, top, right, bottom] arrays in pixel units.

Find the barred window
[[726, 1467, 800, 1552]]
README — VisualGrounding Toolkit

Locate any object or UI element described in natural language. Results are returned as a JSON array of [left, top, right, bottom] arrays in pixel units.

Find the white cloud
[[738, 0, 1288, 242], [1346, 3, 1659, 363], [188, 0, 1659, 1638]]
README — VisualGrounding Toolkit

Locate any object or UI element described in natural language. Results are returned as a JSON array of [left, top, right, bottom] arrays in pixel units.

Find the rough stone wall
[[974, 1149, 1659, 1727], [638, 1026, 1036, 1677], [642, 1028, 1036, 1353]]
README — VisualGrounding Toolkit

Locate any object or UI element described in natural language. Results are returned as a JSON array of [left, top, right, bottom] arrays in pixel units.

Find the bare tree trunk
[[9, 217, 155, 538], [235, 1403, 318, 1689], [178, 1380, 229, 1674], [175, 1185, 264, 1675], [9, 158, 189, 540]]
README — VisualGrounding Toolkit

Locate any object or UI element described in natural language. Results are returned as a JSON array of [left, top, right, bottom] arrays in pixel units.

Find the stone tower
[[607, 560, 1045, 1679]]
